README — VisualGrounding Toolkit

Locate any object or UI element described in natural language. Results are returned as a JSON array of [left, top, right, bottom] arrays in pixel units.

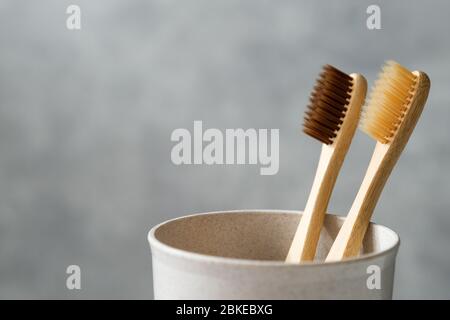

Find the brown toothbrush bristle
[[303, 65, 353, 144]]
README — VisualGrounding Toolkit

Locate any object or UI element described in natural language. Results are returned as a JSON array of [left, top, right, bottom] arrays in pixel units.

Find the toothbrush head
[[303, 65, 353, 145], [360, 61, 418, 144]]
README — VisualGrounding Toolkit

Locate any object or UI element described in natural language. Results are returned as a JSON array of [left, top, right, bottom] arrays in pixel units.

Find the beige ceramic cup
[[148, 210, 400, 299]]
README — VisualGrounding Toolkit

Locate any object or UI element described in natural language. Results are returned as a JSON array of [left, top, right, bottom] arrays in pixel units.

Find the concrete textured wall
[[0, 0, 449, 299]]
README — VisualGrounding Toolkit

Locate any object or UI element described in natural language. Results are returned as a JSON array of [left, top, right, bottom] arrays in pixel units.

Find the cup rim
[[148, 209, 400, 267]]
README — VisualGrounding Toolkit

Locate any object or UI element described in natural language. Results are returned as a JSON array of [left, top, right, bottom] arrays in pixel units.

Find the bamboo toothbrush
[[326, 61, 430, 262], [286, 65, 367, 263]]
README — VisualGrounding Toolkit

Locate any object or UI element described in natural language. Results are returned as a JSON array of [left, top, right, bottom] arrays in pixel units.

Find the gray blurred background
[[0, 0, 449, 299]]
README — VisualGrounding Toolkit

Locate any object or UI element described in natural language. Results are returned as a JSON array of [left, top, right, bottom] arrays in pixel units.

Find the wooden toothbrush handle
[[286, 145, 336, 262], [326, 142, 390, 261], [286, 74, 367, 263], [326, 71, 431, 262]]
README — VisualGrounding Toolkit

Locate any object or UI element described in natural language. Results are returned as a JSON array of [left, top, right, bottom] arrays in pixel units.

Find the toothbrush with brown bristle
[[286, 65, 367, 263], [326, 61, 431, 262]]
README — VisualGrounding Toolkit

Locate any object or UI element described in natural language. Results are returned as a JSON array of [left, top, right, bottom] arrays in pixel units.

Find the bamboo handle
[[326, 71, 430, 262], [286, 74, 367, 263]]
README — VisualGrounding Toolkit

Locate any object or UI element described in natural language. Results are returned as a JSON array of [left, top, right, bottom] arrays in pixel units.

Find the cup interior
[[151, 210, 399, 262]]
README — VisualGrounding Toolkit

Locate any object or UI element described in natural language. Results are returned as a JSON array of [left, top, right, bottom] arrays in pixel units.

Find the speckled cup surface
[[148, 210, 400, 300]]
